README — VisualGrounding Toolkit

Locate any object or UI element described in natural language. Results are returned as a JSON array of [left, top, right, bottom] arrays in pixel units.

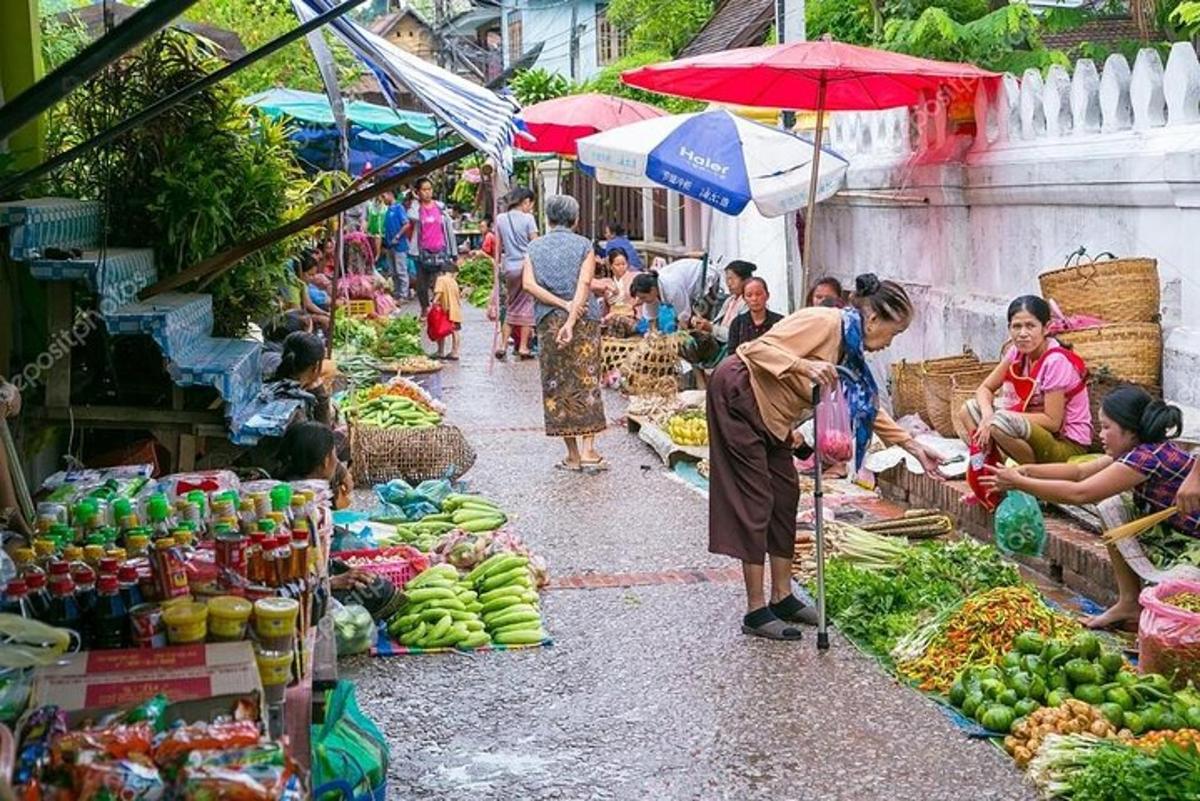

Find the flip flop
[[494, 350, 507, 360], [579, 458, 609, 472], [770, 596, 820, 625], [741, 617, 804, 641], [444, 355, 460, 361], [554, 460, 583, 472], [517, 351, 535, 360]]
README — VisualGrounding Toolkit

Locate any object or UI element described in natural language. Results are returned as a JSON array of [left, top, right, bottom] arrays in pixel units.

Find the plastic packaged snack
[[75, 757, 166, 801], [53, 722, 154, 764], [152, 721, 262, 767]]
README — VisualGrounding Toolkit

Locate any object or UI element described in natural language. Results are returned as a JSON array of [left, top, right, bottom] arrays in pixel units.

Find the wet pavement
[[343, 306, 1035, 801]]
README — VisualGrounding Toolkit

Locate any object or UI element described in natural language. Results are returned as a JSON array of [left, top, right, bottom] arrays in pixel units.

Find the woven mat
[[370, 623, 553, 657]]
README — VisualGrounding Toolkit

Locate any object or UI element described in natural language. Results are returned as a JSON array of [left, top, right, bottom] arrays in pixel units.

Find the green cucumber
[[485, 609, 542, 629], [494, 628, 548, 645], [480, 595, 525, 614], [480, 555, 528, 580], [405, 586, 456, 603], [398, 621, 427, 646], [458, 631, 492, 649], [465, 552, 511, 583], [479, 585, 526, 604]]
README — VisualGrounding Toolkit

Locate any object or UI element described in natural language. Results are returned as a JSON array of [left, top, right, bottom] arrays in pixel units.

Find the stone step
[[0, 198, 102, 260], [876, 468, 1118, 606], [28, 247, 157, 310]]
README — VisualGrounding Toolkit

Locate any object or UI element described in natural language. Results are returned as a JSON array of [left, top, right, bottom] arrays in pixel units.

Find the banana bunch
[[466, 553, 548, 645], [666, 411, 708, 447], [386, 564, 491, 649]]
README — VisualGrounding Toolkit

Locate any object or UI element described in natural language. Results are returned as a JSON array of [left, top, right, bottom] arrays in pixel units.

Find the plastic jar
[[162, 600, 208, 644], [207, 595, 252, 641], [253, 597, 299, 638]]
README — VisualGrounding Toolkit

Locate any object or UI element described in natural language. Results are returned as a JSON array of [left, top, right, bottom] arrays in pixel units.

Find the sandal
[[741, 616, 804, 641], [494, 350, 507, 361], [579, 458, 609, 472], [517, 351, 535, 361], [770, 595, 820, 626], [554, 460, 583, 472]]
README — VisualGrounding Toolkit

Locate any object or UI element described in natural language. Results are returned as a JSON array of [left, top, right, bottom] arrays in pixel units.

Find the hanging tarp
[[287, 125, 444, 175], [292, 0, 518, 170], [240, 87, 438, 141]]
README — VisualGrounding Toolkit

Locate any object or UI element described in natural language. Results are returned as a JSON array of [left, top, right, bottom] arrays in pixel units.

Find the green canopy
[[241, 88, 439, 141]]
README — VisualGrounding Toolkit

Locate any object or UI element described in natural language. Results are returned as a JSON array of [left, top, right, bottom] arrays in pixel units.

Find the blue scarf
[[839, 308, 878, 471]]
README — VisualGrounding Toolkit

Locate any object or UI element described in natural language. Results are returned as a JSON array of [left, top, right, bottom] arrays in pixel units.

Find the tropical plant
[[582, 51, 704, 114], [1171, 1, 1200, 36], [883, 4, 1068, 73], [606, 0, 714, 57], [508, 68, 574, 106], [43, 32, 308, 336]]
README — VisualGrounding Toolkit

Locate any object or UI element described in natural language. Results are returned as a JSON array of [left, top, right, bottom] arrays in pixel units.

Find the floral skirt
[[537, 315, 606, 438]]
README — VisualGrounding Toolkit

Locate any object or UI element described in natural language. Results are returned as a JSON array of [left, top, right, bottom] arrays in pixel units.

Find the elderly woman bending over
[[522, 195, 608, 472]]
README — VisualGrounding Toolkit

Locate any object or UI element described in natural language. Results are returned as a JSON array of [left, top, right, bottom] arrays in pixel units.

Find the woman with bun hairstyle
[[270, 332, 332, 426], [983, 386, 1200, 629], [958, 295, 1092, 465], [708, 274, 945, 640]]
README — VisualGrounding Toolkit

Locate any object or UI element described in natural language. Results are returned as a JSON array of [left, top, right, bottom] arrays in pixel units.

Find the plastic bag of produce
[[815, 382, 854, 464], [1139, 579, 1200, 688], [333, 603, 376, 656], [373, 479, 440, 521], [312, 681, 389, 801], [994, 490, 1046, 557]]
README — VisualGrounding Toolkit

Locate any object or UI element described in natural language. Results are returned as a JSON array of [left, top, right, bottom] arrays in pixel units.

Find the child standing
[[431, 266, 463, 361]]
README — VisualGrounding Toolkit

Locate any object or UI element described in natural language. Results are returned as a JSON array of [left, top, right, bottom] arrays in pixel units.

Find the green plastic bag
[[995, 490, 1047, 557], [312, 681, 389, 801]]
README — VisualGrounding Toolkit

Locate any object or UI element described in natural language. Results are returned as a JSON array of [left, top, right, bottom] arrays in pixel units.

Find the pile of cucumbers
[[385, 554, 548, 650], [375, 494, 509, 551], [352, 394, 441, 429]]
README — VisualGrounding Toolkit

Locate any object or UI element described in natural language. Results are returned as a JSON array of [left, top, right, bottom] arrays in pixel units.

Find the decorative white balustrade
[[823, 41, 1200, 160]]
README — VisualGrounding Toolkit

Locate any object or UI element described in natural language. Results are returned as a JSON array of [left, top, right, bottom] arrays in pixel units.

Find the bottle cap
[[97, 575, 120, 594], [84, 545, 106, 563], [99, 557, 120, 575], [49, 577, 75, 596], [259, 520, 277, 535], [71, 565, 96, 585], [292, 528, 309, 543], [155, 537, 177, 549], [25, 572, 46, 590], [5, 579, 27, 596], [34, 540, 57, 557], [12, 547, 35, 565], [63, 546, 84, 562], [106, 547, 127, 562], [48, 560, 71, 577], [112, 498, 133, 520], [146, 495, 169, 522]]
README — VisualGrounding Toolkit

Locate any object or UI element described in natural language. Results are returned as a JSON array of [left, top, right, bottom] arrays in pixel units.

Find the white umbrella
[[576, 109, 847, 217]]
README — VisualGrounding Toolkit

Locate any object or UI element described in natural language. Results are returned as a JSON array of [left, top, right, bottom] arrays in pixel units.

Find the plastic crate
[[332, 546, 429, 587], [347, 299, 375, 318]]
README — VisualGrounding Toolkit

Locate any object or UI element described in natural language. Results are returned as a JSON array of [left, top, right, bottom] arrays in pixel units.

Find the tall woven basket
[[349, 423, 477, 486], [950, 375, 981, 442], [603, 334, 682, 397], [890, 351, 977, 422], [1057, 323, 1163, 388], [1038, 253, 1160, 323], [924, 362, 998, 437]]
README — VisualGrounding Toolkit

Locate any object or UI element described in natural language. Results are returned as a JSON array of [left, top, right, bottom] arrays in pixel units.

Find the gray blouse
[[527, 228, 601, 325]]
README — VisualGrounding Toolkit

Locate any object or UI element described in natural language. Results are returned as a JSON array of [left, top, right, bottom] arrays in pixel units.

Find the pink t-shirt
[[1003, 339, 1093, 446], [418, 203, 446, 253]]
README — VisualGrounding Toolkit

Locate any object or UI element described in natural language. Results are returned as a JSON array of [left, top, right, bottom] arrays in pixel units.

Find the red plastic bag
[[815, 382, 853, 464], [427, 304, 454, 342], [966, 440, 1003, 511], [1139, 579, 1200, 688]]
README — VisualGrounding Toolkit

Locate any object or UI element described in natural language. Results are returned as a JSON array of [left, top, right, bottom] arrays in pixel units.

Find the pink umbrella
[[517, 93, 666, 156], [621, 38, 999, 274]]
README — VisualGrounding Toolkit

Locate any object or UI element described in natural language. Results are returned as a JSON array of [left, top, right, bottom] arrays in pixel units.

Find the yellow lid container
[[254, 648, 293, 687], [253, 597, 299, 638], [63, 546, 84, 563], [33, 540, 57, 558], [207, 596, 252, 641], [162, 600, 208, 644], [106, 547, 127, 562], [83, 544, 105, 564]]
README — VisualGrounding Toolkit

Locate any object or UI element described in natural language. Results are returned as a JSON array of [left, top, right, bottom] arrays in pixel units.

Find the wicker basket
[[923, 362, 998, 437], [1057, 323, 1163, 388], [349, 423, 477, 486], [949, 374, 984, 441], [1038, 254, 1160, 323], [602, 334, 683, 397], [890, 351, 978, 421]]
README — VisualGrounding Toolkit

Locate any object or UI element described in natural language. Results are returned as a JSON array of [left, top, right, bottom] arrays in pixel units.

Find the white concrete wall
[[513, 0, 601, 81], [813, 43, 1200, 406]]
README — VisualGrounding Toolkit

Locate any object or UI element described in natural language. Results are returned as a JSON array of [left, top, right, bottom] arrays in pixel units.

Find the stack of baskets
[[891, 350, 999, 436], [1038, 253, 1162, 444], [601, 333, 683, 397]]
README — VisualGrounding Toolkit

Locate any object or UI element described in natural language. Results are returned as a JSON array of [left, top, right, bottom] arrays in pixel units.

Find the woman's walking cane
[[811, 385, 830, 651]]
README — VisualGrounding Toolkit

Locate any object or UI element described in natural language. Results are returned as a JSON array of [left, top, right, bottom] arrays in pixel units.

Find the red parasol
[[517, 92, 667, 156], [621, 38, 1000, 281]]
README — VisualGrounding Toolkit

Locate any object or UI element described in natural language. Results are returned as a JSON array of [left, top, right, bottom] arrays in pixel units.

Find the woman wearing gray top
[[492, 187, 539, 360], [522, 195, 607, 471]]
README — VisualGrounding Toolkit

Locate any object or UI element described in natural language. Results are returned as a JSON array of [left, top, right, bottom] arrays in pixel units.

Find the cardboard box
[[33, 642, 263, 727]]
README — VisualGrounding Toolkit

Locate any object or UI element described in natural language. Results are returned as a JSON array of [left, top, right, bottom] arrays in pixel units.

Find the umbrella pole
[[801, 78, 828, 303]]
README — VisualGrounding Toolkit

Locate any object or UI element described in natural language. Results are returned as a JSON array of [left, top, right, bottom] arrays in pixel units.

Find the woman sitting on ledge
[[982, 386, 1200, 631], [957, 295, 1092, 465]]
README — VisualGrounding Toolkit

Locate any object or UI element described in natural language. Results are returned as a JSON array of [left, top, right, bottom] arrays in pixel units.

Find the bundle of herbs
[[1028, 733, 1200, 800], [816, 537, 1021, 665]]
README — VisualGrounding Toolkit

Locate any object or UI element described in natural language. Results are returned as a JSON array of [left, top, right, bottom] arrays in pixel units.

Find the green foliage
[[183, 0, 362, 98], [807, 0, 875, 44], [883, 4, 1068, 73], [43, 32, 307, 336], [1172, 1, 1200, 35], [582, 51, 704, 114], [606, 0, 714, 57], [509, 68, 573, 106], [39, 11, 90, 70]]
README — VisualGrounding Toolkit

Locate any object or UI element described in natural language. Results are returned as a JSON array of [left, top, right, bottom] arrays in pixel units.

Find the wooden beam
[[0, 0, 201, 142], [141, 141, 475, 299]]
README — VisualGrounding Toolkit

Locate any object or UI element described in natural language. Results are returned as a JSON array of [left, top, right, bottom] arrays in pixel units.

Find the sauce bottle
[[290, 521, 311, 584], [1, 579, 32, 618], [145, 495, 173, 540], [117, 565, 144, 612], [46, 576, 81, 635], [271, 535, 293, 588], [91, 575, 128, 650], [25, 572, 51, 621], [125, 534, 150, 559], [83, 545, 106, 568], [246, 532, 266, 584], [71, 565, 98, 622], [98, 557, 120, 578]]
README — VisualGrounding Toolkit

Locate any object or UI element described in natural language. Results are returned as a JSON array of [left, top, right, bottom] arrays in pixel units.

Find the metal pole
[[801, 75, 827, 300], [0, 0, 202, 142], [811, 384, 829, 651], [0, 0, 371, 196]]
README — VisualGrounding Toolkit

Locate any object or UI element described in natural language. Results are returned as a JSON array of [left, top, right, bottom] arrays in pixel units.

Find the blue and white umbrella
[[577, 109, 847, 218]]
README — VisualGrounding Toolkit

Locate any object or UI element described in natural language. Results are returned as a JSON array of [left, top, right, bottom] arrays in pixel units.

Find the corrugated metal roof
[[678, 0, 774, 58]]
